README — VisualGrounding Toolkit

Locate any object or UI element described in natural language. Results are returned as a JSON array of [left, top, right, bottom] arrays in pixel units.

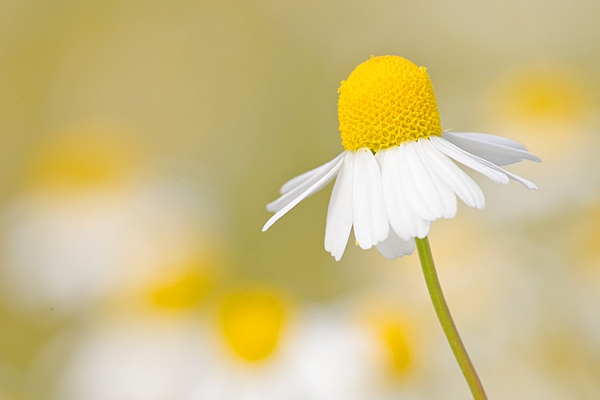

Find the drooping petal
[[352, 148, 389, 250], [446, 131, 528, 150], [278, 153, 346, 195], [461, 143, 537, 188], [325, 152, 355, 261], [376, 228, 415, 260], [414, 140, 457, 219], [396, 142, 455, 222], [278, 167, 320, 195], [484, 161, 538, 190], [443, 132, 540, 166], [262, 155, 345, 232], [432, 136, 538, 190], [377, 147, 431, 240], [268, 153, 345, 212], [418, 139, 485, 209], [430, 136, 509, 185]]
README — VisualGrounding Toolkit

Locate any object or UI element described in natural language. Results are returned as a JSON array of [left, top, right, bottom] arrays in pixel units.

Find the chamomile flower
[[263, 56, 539, 260]]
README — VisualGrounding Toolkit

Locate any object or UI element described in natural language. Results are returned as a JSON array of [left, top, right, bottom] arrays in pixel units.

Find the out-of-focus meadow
[[0, 1, 599, 399]]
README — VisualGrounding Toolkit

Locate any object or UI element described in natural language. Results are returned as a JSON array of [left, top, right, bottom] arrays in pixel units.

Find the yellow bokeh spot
[[151, 271, 211, 310], [360, 306, 414, 378], [220, 290, 285, 362], [499, 67, 589, 121], [380, 320, 412, 376], [26, 127, 134, 189], [486, 64, 596, 157], [338, 56, 442, 152], [565, 205, 600, 282]]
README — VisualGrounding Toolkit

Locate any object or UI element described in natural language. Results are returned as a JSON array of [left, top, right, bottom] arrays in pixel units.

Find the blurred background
[[0, 0, 599, 399]]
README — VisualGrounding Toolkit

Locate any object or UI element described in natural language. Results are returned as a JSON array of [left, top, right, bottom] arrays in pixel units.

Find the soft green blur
[[1, 1, 599, 399]]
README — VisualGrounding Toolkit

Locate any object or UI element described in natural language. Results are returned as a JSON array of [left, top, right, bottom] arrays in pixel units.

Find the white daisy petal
[[432, 136, 538, 190], [447, 132, 528, 150], [262, 155, 344, 232], [278, 167, 320, 195], [415, 140, 457, 219], [397, 142, 453, 221], [377, 148, 431, 240], [415, 216, 432, 238], [352, 148, 388, 249], [325, 152, 355, 261], [486, 163, 538, 190], [443, 132, 540, 166], [418, 139, 485, 209], [268, 153, 345, 212], [375, 229, 415, 260], [279, 153, 346, 195], [396, 144, 433, 221], [430, 136, 510, 185]]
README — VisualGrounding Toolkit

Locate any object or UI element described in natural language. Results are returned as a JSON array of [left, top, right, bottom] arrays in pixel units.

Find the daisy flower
[[263, 56, 539, 261]]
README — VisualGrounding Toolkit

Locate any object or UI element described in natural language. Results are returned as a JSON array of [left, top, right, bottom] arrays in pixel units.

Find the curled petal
[[268, 153, 345, 212], [278, 153, 346, 195], [263, 154, 344, 231]]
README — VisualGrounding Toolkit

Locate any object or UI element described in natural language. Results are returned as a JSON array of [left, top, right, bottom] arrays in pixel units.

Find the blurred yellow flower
[[24, 126, 136, 190], [486, 64, 597, 158], [482, 63, 599, 219], [380, 319, 412, 376], [150, 269, 212, 310], [220, 289, 286, 362], [357, 304, 418, 381], [490, 66, 592, 123]]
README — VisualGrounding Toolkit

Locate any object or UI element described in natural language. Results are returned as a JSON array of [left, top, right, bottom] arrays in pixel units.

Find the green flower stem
[[415, 236, 488, 400]]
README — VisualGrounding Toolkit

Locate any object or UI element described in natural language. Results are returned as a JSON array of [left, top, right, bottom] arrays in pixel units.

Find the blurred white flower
[[0, 131, 223, 317], [53, 317, 204, 400], [0, 182, 220, 317], [188, 301, 385, 400], [49, 284, 432, 400]]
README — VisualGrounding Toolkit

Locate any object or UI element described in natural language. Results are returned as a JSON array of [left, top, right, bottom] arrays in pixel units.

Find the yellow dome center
[[338, 56, 442, 152]]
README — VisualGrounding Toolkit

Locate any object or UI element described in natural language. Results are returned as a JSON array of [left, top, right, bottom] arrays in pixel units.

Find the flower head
[[263, 56, 539, 260], [338, 56, 442, 151]]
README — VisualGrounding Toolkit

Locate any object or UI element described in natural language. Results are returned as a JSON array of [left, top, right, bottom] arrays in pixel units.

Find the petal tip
[[262, 218, 275, 232]]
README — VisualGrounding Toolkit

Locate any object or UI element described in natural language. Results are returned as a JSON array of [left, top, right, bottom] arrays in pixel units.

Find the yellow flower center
[[338, 56, 442, 152], [151, 271, 211, 309], [220, 290, 285, 362], [381, 320, 412, 375]]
